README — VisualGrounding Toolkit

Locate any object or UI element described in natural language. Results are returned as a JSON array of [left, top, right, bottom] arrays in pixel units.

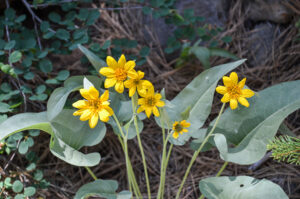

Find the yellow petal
[[172, 132, 179, 139], [145, 108, 152, 118], [100, 90, 109, 101], [238, 78, 246, 89], [115, 81, 124, 93], [153, 106, 160, 117], [154, 93, 162, 100], [124, 79, 134, 88], [124, 61, 135, 71], [129, 87, 136, 97], [105, 78, 117, 88], [138, 98, 145, 105], [156, 100, 165, 107], [72, 100, 88, 109], [88, 86, 99, 100], [142, 80, 153, 89], [127, 69, 138, 79], [182, 129, 188, 133], [99, 109, 110, 122], [89, 113, 99, 128], [216, 86, 227, 94], [181, 120, 191, 128], [229, 72, 238, 84], [106, 56, 118, 69], [80, 88, 94, 100], [73, 110, 83, 116], [221, 93, 230, 103], [118, 54, 126, 67], [241, 89, 255, 98], [137, 106, 144, 113], [137, 88, 147, 97], [172, 121, 179, 130], [222, 76, 233, 87], [137, 71, 145, 79], [230, 99, 238, 110], [104, 106, 114, 115], [238, 97, 249, 107], [80, 109, 93, 121], [99, 67, 115, 77]]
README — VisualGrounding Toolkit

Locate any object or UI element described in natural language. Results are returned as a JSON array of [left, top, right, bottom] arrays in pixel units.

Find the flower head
[[73, 86, 114, 128], [216, 72, 255, 109], [172, 120, 191, 139], [99, 54, 136, 93], [124, 70, 153, 97], [137, 85, 165, 118]]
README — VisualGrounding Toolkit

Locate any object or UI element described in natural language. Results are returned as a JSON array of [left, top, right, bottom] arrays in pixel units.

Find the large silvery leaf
[[47, 76, 102, 121], [50, 136, 100, 167], [74, 179, 131, 199], [213, 80, 300, 165], [0, 112, 53, 140], [199, 176, 288, 199], [50, 109, 106, 150], [158, 59, 246, 145], [78, 44, 106, 71]]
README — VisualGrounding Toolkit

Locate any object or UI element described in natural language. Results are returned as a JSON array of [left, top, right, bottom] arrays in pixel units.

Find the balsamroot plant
[[1, 45, 299, 199]]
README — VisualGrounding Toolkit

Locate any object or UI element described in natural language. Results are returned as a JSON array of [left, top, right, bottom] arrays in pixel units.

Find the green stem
[[198, 161, 228, 199], [84, 166, 98, 180], [160, 143, 173, 198], [113, 114, 141, 198], [175, 103, 226, 199], [157, 132, 172, 199], [132, 93, 151, 199]]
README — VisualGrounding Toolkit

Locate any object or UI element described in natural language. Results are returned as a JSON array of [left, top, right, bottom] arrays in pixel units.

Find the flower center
[[174, 124, 183, 133], [146, 97, 156, 106], [227, 85, 241, 99], [115, 68, 127, 81], [90, 99, 103, 110], [133, 79, 140, 85]]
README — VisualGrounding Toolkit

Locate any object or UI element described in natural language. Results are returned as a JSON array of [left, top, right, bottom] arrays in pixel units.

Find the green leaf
[[36, 85, 46, 94], [24, 186, 36, 196], [156, 60, 246, 145], [78, 44, 106, 71], [18, 141, 29, 154], [56, 70, 70, 81], [0, 102, 12, 113], [199, 176, 288, 199], [48, 12, 61, 23], [47, 76, 102, 120], [33, 170, 43, 181], [209, 48, 238, 60], [140, 46, 150, 57], [50, 135, 101, 167], [0, 112, 53, 141], [9, 51, 22, 63], [4, 40, 16, 50], [39, 59, 53, 73], [213, 80, 300, 165], [12, 180, 23, 193], [74, 179, 131, 199], [56, 29, 70, 41], [221, 36, 232, 43], [50, 109, 107, 150], [189, 46, 211, 69]]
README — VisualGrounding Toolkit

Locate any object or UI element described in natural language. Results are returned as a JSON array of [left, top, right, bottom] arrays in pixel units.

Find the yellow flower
[[216, 72, 255, 110], [73, 86, 114, 128], [172, 120, 191, 139], [137, 85, 165, 118], [124, 70, 153, 97], [99, 54, 136, 93]]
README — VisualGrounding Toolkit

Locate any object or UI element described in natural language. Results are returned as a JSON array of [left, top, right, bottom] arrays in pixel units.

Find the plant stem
[[198, 161, 228, 199], [157, 132, 172, 199], [175, 103, 226, 199], [132, 93, 151, 199], [84, 166, 97, 180], [113, 114, 141, 198], [160, 143, 173, 198]]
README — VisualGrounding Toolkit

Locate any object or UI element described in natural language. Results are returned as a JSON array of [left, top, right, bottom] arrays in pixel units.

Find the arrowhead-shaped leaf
[[199, 176, 288, 199], [156, 59, 246, 145], [78, 44, 106, 71], [213, 80, 300, 164]]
